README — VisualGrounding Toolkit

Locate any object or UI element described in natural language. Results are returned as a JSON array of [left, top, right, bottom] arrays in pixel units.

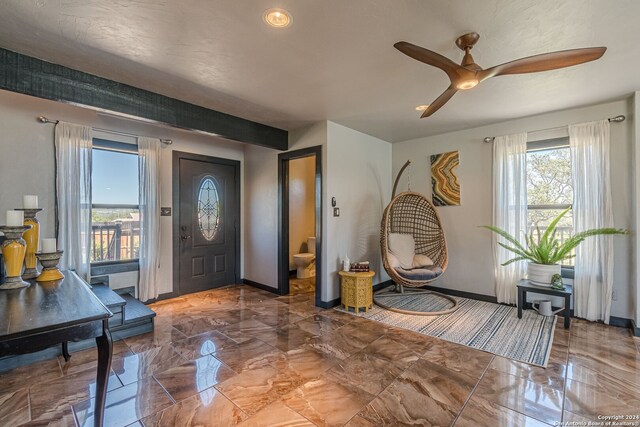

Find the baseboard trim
[[242, 278, 280, 295], [631, 319, 640, 337], [145, 291, 180, 304], [419, 283, 498, 304], [374, 280, 393, 292], [609, 315, 634, 330], [318, 298, 341, 309]]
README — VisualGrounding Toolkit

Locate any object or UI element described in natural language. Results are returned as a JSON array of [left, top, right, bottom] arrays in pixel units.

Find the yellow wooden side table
[[339, 270, 375, 312]]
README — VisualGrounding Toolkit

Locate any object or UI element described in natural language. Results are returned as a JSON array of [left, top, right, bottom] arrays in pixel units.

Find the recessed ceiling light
[[415, 105, 429, 111], [263, 8, 292, 28]]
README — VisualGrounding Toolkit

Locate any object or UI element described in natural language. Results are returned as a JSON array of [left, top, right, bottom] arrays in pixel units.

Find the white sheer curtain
[[569, 120, 613, 323], [138, 137, 162, 302], [492, 133, 528, 304], [55, 122, 93, 282]]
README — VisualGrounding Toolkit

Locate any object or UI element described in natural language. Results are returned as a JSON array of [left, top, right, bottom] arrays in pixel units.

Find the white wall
[[0, 90, 245, 296], [325, 122, 392, 301], [243, 122, 328, 289], [288, 156, 316, 269], [392, 99, 634, 319], [243, 121, 392, 302]]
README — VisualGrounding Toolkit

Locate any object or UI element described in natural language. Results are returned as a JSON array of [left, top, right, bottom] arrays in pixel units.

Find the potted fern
[[481, 207, 627, 286]]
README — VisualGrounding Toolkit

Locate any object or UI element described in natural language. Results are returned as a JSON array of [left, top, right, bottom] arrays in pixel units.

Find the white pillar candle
[[6, 210, 24, 226], [41, 238, 57, 253], [23, 195, 38, 209]]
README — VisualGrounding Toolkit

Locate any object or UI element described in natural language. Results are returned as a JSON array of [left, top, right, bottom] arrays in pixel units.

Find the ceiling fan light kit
[[456, 79, 478, 90], [395, 32, 607, 118]]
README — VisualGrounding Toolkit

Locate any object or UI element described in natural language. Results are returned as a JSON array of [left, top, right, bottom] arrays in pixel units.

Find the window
[[197, 176, 221, 241], [91, 139, 140, 264], [526, 138, 574, 266]]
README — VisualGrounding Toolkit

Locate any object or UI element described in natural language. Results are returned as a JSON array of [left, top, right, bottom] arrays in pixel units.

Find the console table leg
[[94, 320, 112, 427], [564, 295, 571, 329], [61, 342, 71, 362]]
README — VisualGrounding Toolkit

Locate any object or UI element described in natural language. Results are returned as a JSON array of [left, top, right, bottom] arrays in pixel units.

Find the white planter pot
[[527, 263, 561, 287]]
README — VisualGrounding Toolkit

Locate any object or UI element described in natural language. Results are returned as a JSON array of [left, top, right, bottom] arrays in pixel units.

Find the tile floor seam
[[73, 406, 80, 427], [279, 376, 367, 427], [482, 368, 565, 424], [71, 401, 80, 427], [560, 327, 571, 422], [229, 395, 251, 424], [150, 374, 178, 405], [281, 399, 321, 427], [28, 388, 32, 424], [350, 347, 418, 414], [145, 380, 250, 426], [464, 395, 556, 427], [211, 381, 255, 420], [55, 352, 64, 376], [329, 349, 402, 396], [152, 375, 177, 405], [450, 354, 496, 426], [0, 396, 27, 426]]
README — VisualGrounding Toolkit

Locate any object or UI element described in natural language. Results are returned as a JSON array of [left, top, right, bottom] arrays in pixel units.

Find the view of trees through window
[[91, 146, 140, 263], [527, 146, 574, 265]]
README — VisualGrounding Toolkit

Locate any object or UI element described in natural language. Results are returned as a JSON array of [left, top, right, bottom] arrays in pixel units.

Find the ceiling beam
[[0, 48, 288, 150]]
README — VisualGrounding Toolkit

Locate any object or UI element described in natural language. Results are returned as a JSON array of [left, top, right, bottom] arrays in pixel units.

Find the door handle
[[181, 235, 191, 241]]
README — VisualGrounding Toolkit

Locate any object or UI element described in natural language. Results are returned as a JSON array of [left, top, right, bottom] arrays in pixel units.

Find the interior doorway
[[278, 146, 322, 306]]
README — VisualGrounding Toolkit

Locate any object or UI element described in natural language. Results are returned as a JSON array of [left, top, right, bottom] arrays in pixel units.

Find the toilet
[[293, 237, 316, 279]]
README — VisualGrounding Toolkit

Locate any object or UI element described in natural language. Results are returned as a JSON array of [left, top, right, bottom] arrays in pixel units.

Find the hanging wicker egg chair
[[376, 160, 458, 315]]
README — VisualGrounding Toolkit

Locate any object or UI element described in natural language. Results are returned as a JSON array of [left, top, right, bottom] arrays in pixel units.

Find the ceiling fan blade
[[479, 47, 606, 81], [394, 41, 462, 80], [421, 85, 458, 118]]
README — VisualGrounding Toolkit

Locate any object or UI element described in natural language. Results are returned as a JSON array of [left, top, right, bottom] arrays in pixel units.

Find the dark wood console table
[[0, 271, 113, 427], [517, 279, 573, 328]]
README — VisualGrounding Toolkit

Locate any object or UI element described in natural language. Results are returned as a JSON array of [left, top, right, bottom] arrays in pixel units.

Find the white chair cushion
[[412, 254, 434, 268], [387, 252, 401, 269], [388, 233, 415, 269]]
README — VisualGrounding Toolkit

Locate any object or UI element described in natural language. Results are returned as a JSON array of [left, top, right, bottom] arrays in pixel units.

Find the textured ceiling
[[0, 0, 637, 142]]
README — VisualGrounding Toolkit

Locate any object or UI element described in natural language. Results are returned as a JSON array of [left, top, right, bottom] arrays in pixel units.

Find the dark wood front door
[[175, 152, 240, 295]]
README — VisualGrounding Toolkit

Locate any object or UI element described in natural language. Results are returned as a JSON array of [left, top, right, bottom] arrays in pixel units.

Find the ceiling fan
[[395, 32, 606, 118]]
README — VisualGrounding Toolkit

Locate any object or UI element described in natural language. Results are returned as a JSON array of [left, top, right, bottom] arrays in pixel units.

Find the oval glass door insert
[[197, 176, 221, 241]]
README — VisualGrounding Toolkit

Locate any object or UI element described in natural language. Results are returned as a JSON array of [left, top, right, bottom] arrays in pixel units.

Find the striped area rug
[[336, 294, 556, 367]]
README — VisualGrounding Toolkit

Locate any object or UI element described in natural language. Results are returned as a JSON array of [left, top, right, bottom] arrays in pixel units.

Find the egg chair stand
[[375, 160, 458, 316]]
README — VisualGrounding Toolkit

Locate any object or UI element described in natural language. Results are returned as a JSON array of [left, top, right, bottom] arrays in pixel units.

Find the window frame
[[526, 136, 574, 273], [90, 138, 140, 268]]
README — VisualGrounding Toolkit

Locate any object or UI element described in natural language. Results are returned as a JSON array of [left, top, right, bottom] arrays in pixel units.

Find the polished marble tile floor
[[289, 277, 316, 295], [1, 284, 639, 426]]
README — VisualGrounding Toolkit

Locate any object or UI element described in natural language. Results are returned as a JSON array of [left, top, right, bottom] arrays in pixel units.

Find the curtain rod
[[482, 115, 626, 143], [36, 116, 173, 145]]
